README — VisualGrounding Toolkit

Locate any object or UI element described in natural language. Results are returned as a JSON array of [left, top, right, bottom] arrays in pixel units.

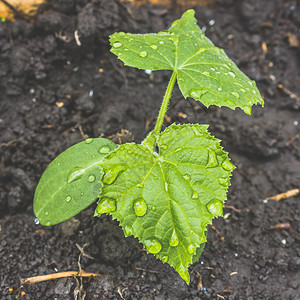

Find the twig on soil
[[268, 223, 291, 230], [117, 286, 126, 300], [20, 270, 102, 285], [262, 188, 299, 201], [134, 266, 159, 274], [196, 272, 203, 291], [285, 132, 300, 147], [224, 205, 241, 213], [108, 58, 128, 89], [74, 29, 81, 46], [76, 243, 97, 261], [277, 83, 300, 102]]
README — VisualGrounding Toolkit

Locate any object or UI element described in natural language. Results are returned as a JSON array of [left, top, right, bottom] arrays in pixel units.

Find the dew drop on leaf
[[228, 71, 236, 77], [206, 150, 218, 168], [65, 196, 71, 202], [159, 41, 164, 45], [206, 199, 223, 216], [85, 138, 93, 144], [99, 145, 110, 154], [103, 166, 125, 184], [218, 176, 230, 186], [192, 191, 199, 199], [67, 167, 84, 183], [150, 44, 158, 50], [202, 71, 210, 76], [124, 225, 134, 236], [189, 89, 208, 99], [144, 238, 162, 254], [210, 67, 216, 71], [222, 159, 235, 171], [133, 198, 147, 217], [88, 174, 95, 182], [45, 211, 49, 216], [240, 88, 246, 93], [139, 51, 148, 57], [183, 174, 191, 181], [231, 92, 240, 98], [218, 87, 222, 91], [96, 197, 116, 214], [113, 42, 122, 48], [160, 144, 168, 150], [152, 206, 156, 211], [169, 229, 179, 247], [187, 243, 196, 254], [161, 255, 168, 263], [46, 221, 51, 226]]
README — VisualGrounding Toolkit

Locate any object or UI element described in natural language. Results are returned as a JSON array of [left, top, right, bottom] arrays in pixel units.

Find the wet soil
[[0, 0, 300, 299]]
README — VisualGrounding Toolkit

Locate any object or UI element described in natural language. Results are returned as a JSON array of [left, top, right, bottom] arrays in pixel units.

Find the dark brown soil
[[0, 0, 299, 299]]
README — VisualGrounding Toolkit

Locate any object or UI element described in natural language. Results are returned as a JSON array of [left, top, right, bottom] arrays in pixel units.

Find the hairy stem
[[154, 71, 177, 136]]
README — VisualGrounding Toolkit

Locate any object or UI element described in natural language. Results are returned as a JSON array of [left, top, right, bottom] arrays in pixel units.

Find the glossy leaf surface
[[34, 138, 117, 226], [95, 124, 235, 283], [110, 9, 264, 114]]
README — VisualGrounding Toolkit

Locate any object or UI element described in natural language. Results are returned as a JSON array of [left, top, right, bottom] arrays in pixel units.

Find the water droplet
[[183, 174, 191, 181], [113, 42, 122, 48], [144, 238, 162, 254], [243, 105, 252, 115], [177, 263, 190, 283], [231, 92, 240, 98], [210, 67, 216, 71], [66, 196, 71, 202], [150, 44, 158, 50], [218, 176, 230, 186], [88, 174, 95, 182], [240, 88, 246, 93], [222, 159, 235, 171], [80, 192, 84, 196], [46, 221, 51, 226], [161, 255, 168, 263], [202, 71, 210, 76], [34, 218, 40, 225], [133, 198, 147, 217], [160, 144, 167, 150], [165, 182, 168, 191], [139, 51, 148, 57], [96, 197, 116, 214], [152, 206, 156, 211], [85, 138, 93, 144], [206, 150, 218, 168], [67, 167, 85, 183], [189, 89, 208, 99], [169, 229, 179, 247], [103, 166, 125, 184], [159, 41, 164, 45], [45, 211, 49, 216], [206, 199, 223, 216], [218, 87, 222, 91], [124, 225, 133, 237], [228, 71, 236, 77], [192, 191, 199, 199], [187, 243, 196, 254], [99, 145, 110, 154]]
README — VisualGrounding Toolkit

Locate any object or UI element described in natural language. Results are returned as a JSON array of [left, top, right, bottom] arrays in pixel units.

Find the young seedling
[[34, 10, 263, 283]]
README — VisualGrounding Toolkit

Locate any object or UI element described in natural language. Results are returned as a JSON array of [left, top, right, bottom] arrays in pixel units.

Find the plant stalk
[[154, 71, 177, 136]]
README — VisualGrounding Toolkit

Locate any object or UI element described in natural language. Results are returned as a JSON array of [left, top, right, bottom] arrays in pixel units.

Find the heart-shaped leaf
[[95, 124, 234, 283], [34, 138, 117, 226], [110, 9, 264, 114]]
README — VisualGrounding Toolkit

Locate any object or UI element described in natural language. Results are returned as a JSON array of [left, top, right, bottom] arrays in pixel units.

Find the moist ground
[[0, 0, 299, 299]]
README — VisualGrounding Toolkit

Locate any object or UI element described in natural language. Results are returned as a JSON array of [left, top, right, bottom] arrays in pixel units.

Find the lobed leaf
[[34, 138, 117, 226], [110, 9, 264, 114], [95, 124, 235, 283]]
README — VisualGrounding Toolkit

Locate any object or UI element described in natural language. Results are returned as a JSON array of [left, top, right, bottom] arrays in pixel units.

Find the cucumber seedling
[[34, 10, 263, 283]]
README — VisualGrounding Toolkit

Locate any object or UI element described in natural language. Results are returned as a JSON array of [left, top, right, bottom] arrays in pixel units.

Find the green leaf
[[110, 9, 264, 114], [95, 124, 234, 283], [34, 138, 117, 226]]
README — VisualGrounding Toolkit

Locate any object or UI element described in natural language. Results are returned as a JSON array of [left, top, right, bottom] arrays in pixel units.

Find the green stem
[[154, 71, 177, 136]]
